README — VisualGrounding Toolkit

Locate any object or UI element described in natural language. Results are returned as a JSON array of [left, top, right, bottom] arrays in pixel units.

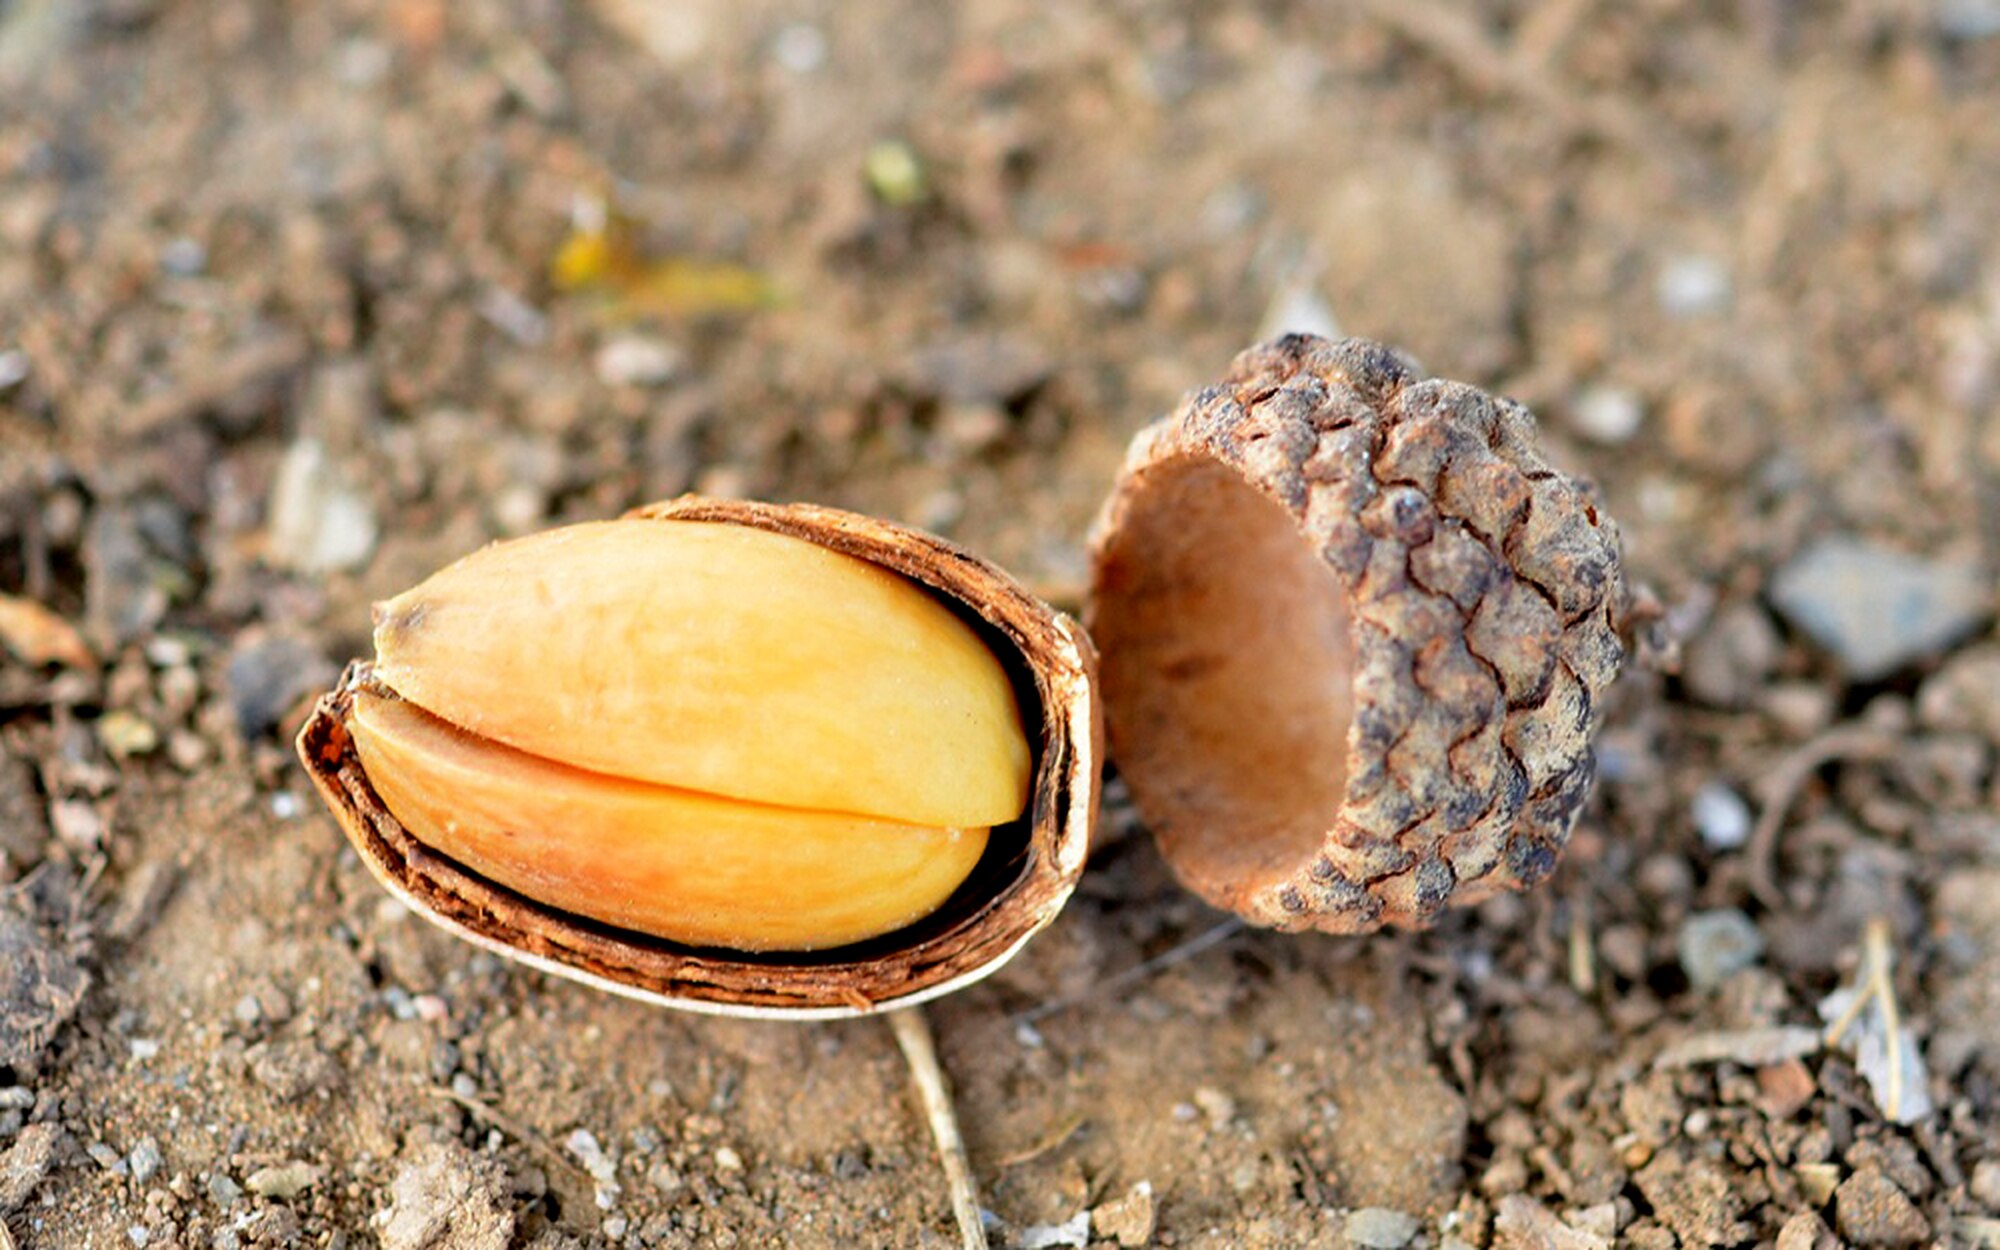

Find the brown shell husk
[[1088, 334, 1626, 934], [298, 496, 1100, 1019]]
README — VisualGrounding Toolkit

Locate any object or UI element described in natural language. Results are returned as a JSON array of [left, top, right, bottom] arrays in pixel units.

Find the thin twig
[[423, 1084, 592, 1185], [1866, 918, 1903, 1123], [1821, 916, 1905, 1123], [1744, 726, 1900, 907], [889, 1007, 988, 1250], [1, 1213, 16, 1250], [1016, 918, 1247, 1026]]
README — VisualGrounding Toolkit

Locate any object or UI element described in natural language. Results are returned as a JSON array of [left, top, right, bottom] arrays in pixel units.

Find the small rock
[[225, 633, 337, 739], [0, 902, 90, 1068], [1677, 909, 1765, 990], [0, 1122, 61, 1211], [128, 1137, 163, 1184], [267, 438, 379, 574], [1191, 1085, 1236, 1129], [84, 506, 169, 647], [864, 139, 928, 207], [1691, 782, 1752, 851], [593, 335, 683, 388], [1657, 254, 1731, 318], [1492, 1194, 1609, 1250], [1017, 1211, 1091, 1250], [248, 1039, 343, 1099], [246, 1160, 323, 1200], [1776, 1210, 1837, 1250], [1346, 1206, 1420, 1248], [207, 1171, 244, 1207], [1681, 601, 1781, 708], [48, 798, 103, 852], [769, 22, 826, 72], [1916, 643, 2000, 741], [1835, 1169, 1930, 1245], [1769, 538, 1990, 682], [95, 710, 159, 760], [1969, 1159, 2000, 1208], [1568, 385, 1645, 446], [1091, 1180, 1155, 1248], [0, 756, 46, 873], [906, 333, 1051, 405], [378, 1139, 516, 1250]]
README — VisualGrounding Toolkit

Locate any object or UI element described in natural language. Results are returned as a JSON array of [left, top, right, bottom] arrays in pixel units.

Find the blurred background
[[1, 2, 1997, 1247]]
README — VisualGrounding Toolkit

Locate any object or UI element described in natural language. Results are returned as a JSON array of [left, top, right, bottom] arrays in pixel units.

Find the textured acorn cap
[[298, 497, 1100, 1019], [1089, 334, 1625, 933]]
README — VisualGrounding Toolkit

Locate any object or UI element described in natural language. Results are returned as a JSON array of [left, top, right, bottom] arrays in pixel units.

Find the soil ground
[[3, 3, 1999, 1248]]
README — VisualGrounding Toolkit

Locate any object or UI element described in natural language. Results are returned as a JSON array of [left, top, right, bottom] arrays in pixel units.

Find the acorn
[[297, 497, 1100, 1019], [1088, 334, 1627, 932]]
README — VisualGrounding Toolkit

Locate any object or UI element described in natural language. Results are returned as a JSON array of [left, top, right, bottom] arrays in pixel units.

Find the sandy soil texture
[[3, 3, 1999, 1247]]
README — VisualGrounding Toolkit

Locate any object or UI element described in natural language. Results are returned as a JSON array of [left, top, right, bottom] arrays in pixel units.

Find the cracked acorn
[[298, 496, 1099, 1018]]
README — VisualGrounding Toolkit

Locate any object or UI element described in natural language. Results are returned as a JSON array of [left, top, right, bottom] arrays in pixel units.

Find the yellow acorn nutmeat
[[347, 692, 989, 952], [370, 519, 1029, 828], [298, 497, 1100, 1018]]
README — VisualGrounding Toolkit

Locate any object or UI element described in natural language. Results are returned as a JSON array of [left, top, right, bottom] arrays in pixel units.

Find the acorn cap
[[298, 497, 1100, 1019], [1088, 334, 1625, 932]]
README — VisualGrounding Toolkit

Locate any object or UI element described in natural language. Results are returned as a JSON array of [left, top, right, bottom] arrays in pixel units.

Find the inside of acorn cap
[[1094, 457, 1353, 898]]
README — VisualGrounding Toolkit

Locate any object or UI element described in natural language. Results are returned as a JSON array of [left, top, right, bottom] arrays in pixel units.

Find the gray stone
[[225, 632, 337, 740], [1770, 538, 1990, 682], [1345, 1206, 1421, 1248], [1677, 909, 1765, 990]]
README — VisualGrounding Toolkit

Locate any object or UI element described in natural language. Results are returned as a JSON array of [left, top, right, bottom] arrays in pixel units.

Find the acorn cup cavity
[[1088, 334, 1627, 934], [298, 496, 1100, 1019]]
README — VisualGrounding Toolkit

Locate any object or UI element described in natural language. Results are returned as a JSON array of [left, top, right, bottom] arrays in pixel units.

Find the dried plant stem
[[1745, 726, 1899, 907], [1, 1215, 16, 1250], [1822, 916, 1904, 1122], [889, 1007, 988, 1250]]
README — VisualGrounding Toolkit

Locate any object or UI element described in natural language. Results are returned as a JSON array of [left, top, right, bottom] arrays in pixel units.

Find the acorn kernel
[[352, 517, 1030, 951]]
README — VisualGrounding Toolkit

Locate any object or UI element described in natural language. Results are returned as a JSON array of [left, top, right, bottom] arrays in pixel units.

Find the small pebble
[[233, 994, 264, 1026], [126, 1226, 150, 1248], [128, 1138, 163, 1184], [267, 439, 379, 574], [245, 1161, 323, 1199], [0, 349, 29, 391], [1835, 1169, 1931, 1245], [1568, 384, 1645, 446], [770, 22, 827, 72], [207, 1171, 244, 1207], [1657, 254, 1732, 318], [1192, 1086, 1236, 1129], [1770, 538, 1990, 682], [1691, 782, 1752, 850], [714, 1145, 743, 1173], [158, 237, 207, 276], [95, 710, 159, 760], [1345, 1206, 1420, 1247], [1678, 909, 1765, 990], [594, 335, 683, 388]]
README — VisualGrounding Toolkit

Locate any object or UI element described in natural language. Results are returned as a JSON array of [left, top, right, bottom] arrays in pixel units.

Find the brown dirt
[[3, 3, 1999, 1248]]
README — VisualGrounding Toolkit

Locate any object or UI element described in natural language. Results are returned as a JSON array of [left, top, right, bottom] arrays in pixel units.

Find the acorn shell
[[297, 496, 1101, 1019], [1088, 334, 1626, 933]]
